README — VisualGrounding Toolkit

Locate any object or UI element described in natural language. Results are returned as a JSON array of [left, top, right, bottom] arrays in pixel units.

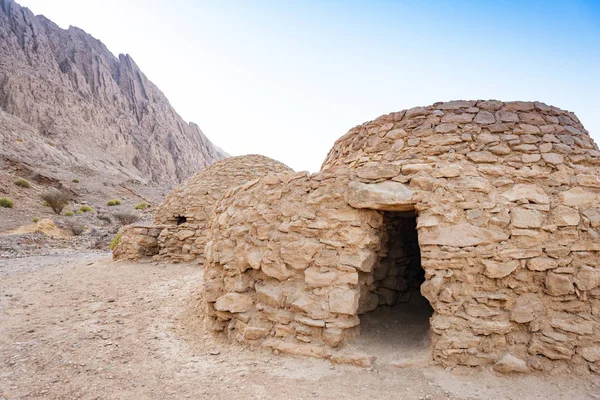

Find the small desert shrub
[[110, 231, 122, 250], [65, 211, 74, 217], [135, 202, 149, 210], [97, 214, 112, 224], [66, 220, 85, 236], [40, 189, 71, 215], [32, 217, 39, 223], [106, 199, 121, 206], [113, 212, 140, 226], [14, 178, 31, 188], [0, 198, 14, 208], [78, 205, 94, 213], [72, 178, 80, 183]]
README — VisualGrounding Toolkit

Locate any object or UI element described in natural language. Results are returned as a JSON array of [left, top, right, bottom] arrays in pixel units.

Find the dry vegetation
[[65, 219, 85, 235], [40, 188, 71, 215], [0, 197, 14, 208], [14, 178, 31, 188], [113, 211, 140, 225]]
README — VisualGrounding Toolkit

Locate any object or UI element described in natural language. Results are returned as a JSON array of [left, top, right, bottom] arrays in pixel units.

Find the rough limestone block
[[328, 287, 360, 315], [356, 164, 402, 180], [215, 293, 254, 313], [292, 294, 331, 320], [482, 259, 519, 278], [550, 317, 593, 335], [551, 205, 581, 226], [474, 111, 496, 124], [529, 338, 574, 360], [511, 208, 546, 229], [545, 273, 574, 296], [493, 354, 530, 373], [470, 319, 511, 335], [578, 346, 600, 363], [527, 257, 559, 271], [280, 238, 321, 270], [502, 184, 549, 204], [419, 223, 509, 247], [582, 209, 600, 228], [510, 294, 543, 323], [574, 266, 600, 291], [467, 151, 498, 163], [261, 260, 293, 281], [347, 180, 414, 211], [420, 274, 444, 303], [577, 175, 600, 189], [559, 187, 597, 206], [243, 326, 271, 340], [305, 267, 337, 287], [175, 229, 196, 240], [339, 250, 377, 272], [322, 327, 345, 347]]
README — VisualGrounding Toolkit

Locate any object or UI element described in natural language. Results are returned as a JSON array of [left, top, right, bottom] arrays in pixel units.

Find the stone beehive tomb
[[202, 100, 600, 375], [113, 154, 293, 262]]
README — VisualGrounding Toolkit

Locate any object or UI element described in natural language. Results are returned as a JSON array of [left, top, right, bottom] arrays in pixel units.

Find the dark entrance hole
[[176, 215, 187, 225], [356, 211, 433, 363]]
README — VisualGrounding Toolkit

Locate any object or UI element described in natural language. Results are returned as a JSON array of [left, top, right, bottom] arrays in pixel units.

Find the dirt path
[[0, 254, 598, 400]]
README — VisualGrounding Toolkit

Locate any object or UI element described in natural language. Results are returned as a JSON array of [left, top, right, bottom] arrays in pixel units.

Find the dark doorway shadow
[[353, 212, 433, 365]]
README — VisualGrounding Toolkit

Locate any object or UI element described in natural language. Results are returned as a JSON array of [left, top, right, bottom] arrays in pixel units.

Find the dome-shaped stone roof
[[154, 154, 293, 225], [322, 100, 599, 171]]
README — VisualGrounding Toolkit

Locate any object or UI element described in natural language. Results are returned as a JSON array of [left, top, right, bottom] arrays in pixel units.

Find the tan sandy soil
[[6, 219, 70, 238], [1, 253, 598, 400]]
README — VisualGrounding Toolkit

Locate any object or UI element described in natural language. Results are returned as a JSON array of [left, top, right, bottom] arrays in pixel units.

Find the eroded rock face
[[0, 0, 226, 184]]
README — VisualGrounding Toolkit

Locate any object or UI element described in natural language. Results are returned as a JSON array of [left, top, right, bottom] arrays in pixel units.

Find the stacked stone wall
[[148, 154, 293, 263], [203, 100, 600, 375], [113, 225, 166, 261], [322, 100, 600, 374], [203, 169, 385, 352], [154, 225, 205, 263], [154, 155, 292, 225]]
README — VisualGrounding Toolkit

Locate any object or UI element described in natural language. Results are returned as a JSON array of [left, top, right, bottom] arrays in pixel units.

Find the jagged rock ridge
[[0, 0, 227, 184]]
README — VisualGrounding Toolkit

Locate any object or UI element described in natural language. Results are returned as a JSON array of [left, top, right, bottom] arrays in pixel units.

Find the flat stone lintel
[[347, 180, 415, 211]]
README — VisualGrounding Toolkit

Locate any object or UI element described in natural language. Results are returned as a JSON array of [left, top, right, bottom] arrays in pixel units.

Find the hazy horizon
[[16, 0, 600, 172]]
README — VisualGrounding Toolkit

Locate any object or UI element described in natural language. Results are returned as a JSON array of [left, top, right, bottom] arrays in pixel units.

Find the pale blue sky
[[17, 0, 600, 172]]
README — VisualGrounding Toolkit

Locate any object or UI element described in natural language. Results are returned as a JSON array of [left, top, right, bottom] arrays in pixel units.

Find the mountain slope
[[0, 0, 227, 185]]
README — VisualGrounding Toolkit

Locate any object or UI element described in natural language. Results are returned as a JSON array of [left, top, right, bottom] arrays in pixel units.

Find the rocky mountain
[[0, 0, 227, 185]]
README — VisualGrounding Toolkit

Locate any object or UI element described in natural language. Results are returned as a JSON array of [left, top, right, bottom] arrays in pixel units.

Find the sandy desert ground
[[1, 253, 598, 400]]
